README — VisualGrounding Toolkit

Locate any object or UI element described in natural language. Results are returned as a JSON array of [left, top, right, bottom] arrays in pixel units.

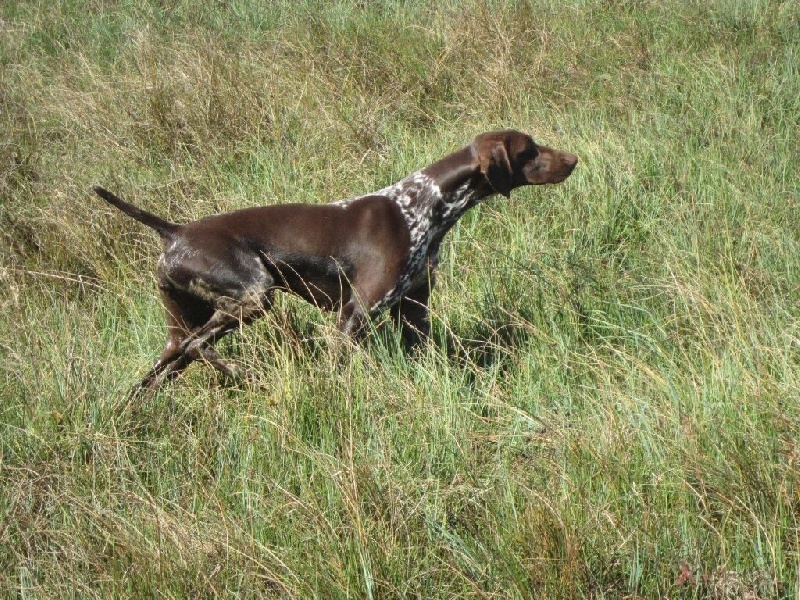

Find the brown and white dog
[[95, 130, 577, 395]]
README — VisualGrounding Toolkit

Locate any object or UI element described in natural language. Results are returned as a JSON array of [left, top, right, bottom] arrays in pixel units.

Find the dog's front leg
[[391, 282, 433, 350], [338, 297, 370, 339]]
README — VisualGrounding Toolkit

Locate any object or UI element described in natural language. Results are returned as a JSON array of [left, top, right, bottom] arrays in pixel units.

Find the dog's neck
[[384, 146, 494, 248], [362, 150, 493, 314]]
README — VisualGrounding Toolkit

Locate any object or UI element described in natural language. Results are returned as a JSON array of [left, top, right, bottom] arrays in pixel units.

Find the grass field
[[1, 0, 799, 597]]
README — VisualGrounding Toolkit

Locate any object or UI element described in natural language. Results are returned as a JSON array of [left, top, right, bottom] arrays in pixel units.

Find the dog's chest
[[399, 176, 473, 266]]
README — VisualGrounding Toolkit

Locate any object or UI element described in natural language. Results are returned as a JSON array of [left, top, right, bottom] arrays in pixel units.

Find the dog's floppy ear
[[478, 139, 513, 198]]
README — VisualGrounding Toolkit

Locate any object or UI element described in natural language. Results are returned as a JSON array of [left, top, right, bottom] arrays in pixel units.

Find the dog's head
[[474, 130, 578, 198]]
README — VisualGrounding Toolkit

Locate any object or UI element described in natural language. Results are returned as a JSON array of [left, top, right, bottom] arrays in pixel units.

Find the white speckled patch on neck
[[367, 171, 482, 313]]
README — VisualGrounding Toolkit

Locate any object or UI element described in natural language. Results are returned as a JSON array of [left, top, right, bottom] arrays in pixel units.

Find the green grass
[[1, 0, 799, 597]]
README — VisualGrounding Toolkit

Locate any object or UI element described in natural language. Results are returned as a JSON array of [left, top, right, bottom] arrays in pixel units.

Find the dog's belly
[[260, 250, 352, 311]]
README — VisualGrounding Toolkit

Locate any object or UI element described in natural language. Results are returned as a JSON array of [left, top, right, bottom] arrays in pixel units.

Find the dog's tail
[[93, 186, 178, 239]]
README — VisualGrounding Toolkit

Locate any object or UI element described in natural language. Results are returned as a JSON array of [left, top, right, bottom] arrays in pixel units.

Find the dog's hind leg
[[139, 291, 271, 396], [129, 289, 211, 398], [189, 291, 274, 383], [132, 308, 239, 396], [130, 287, 242, 397]]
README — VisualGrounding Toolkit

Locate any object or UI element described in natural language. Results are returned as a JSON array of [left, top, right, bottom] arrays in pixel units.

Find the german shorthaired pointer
[[94, 130, 577, 395]]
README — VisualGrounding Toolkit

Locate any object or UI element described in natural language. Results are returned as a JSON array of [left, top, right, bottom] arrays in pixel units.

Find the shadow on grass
[[441, 311, 533, 373]]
